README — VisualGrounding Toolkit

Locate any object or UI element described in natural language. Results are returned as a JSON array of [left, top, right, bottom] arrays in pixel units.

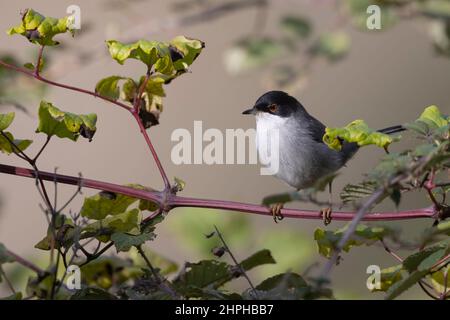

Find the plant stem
[[0, 162, 437, 222], [130, 110, 171, 190], [5, 249, 44, 274], [214, 225, 258, 299], [0, 59, 131, 111]]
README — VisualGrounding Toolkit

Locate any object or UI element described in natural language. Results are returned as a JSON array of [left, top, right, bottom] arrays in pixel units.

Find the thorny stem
[[213, 225, 258, 299]]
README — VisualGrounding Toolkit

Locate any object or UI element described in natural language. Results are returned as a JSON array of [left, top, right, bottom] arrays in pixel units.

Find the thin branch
[[32, 136, 51, 163], [131, 111, 171, 190], [5, 249, 45, 274], [213, 225, 258, 298], [0, 162, 437, 222], [0, 59, 131, 111]]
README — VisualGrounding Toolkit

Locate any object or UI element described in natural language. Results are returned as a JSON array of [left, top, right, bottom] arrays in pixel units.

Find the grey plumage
[[243, 91, 404, 190]]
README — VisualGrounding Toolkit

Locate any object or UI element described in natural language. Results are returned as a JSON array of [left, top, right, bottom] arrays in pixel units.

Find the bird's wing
[[305, 114, 327, 144]]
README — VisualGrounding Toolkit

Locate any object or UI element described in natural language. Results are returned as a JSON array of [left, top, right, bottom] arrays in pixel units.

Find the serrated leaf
[[0, 112, 15, 131], [7, 8, 74, 46], [36, 101, 97, 141], [404, 105, 449, 136], [323, 119, 395, 151], [111, 231, 155, 252], [315, 224, 393, 258]]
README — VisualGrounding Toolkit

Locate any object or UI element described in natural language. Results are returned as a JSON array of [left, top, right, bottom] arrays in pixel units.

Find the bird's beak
[[242, 107, 256, 115]]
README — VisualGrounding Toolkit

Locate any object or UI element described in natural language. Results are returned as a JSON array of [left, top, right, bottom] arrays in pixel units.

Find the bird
[[242, 90, 405, 224]]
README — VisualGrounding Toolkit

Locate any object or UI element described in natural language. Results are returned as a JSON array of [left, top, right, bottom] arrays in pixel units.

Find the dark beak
[[242, 107, 256, 115]]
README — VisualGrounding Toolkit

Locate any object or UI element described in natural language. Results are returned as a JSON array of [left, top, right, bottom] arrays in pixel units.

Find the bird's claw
[[320, 207, 332, 226], [270, 203, 284, 223]]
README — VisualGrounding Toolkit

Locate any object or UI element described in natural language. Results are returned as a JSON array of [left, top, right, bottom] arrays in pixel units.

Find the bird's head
[[242, 91, 305, 118]]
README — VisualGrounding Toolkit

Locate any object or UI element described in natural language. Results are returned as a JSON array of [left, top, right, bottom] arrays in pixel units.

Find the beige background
[[0, 0, 449, 299]]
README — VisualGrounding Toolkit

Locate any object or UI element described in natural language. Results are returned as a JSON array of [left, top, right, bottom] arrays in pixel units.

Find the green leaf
[[323, 119, 395, 151], [402, 243, 448, 273], [174, 260, 230, 297], [240, 249, 276, 271], [404, 105, 449, 136], [36, 101, 97, 141], [7, 8, 74, 46], [367, 264, 404, 292], [430, 266, 450, 293], [386, 248, 448, 299], [0, 112, 15, 131], [80, 256, 136, 289], [111, 231, 155, 252], [256, 272, 307, 291], [314, 224, 393, 258], [169, 36, 205, 71], [94, 76, 125, 100], [83, 209, 142, 240], [280, 16, 311, 39], [80, 191, 138, 220], [0, 132, 32, 154], [313, 32, 351, 61], [0, 243, 15, 265], [106, 36, 204, 72]]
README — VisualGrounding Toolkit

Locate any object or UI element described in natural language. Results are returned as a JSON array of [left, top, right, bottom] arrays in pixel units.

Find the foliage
[[0, 6, 449, 301]]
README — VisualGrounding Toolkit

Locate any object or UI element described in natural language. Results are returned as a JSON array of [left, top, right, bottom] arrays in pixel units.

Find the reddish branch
[[0, 163, 435, 221]]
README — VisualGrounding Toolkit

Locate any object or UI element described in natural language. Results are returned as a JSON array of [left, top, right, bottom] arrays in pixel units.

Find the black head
[[242, 91, 305, 118]]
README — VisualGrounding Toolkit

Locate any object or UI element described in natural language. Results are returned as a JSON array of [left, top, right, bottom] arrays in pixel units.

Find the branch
[[0, 163, 436, 221], [5, 249, 45, 275], [0, 59, 131, 112]]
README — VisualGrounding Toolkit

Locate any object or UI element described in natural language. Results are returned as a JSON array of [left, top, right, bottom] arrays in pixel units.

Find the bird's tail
[[377, 125, 405, 135]]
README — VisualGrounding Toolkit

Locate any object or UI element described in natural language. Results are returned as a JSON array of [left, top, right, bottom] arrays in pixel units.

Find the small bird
[[243, 91, 404, 224]]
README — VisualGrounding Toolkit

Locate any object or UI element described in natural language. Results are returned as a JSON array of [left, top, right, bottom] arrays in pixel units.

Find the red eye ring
[[269, 104, 278, 113]]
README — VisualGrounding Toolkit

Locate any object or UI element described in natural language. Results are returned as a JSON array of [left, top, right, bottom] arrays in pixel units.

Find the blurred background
[[0, 0, 450, 299]]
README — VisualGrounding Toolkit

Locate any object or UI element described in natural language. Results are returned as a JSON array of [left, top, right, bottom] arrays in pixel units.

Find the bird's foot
[[320, 207, 332, 226], [270, 203, 284, 223]]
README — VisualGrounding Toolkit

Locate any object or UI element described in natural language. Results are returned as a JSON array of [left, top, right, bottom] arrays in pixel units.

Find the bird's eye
[[268, 104, 278, 113]]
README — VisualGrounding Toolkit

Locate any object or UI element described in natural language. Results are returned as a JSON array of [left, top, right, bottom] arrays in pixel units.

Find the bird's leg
[[270, 203, 284, 223], [320, 182, 333, 226]]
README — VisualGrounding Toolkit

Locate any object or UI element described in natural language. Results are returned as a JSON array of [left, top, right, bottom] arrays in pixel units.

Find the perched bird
[[243, 91, 404, 224]]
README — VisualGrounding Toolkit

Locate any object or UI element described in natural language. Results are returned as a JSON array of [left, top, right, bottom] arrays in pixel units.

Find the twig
[[213, 225, 258, 299], [5, 249, 45, 274], [0, 59, 131, 111]]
